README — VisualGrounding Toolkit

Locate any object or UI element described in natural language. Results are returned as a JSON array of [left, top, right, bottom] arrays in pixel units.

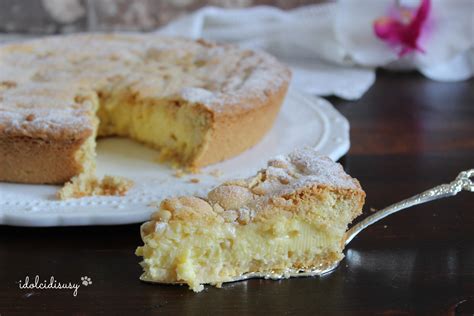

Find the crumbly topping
[[208, 169, 223, 178], [0, 33, 290, 139], [208, 185, 255, 210], [145, 147, 362, 229], [57, 174, 134, 199]]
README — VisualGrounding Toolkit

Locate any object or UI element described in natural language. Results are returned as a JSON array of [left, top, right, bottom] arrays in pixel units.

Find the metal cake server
[[239, 168, 474, 280], [344, 168, 474, 246]]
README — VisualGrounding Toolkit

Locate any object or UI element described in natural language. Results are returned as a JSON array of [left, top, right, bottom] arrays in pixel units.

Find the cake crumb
[[185, 166, 201, 174], [155, 148, 174, 163], [173, 169, 185, 178], [58, 174, 134, 200], [154, 149, 182, 169], [209, 169, 223, 178], [189, 178, 200, 183], [148, 201, 160, 208], [172, 166, 202, 178]]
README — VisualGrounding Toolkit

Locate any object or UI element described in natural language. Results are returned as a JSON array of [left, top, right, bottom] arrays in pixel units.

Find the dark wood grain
[[1, 70, 473, 315]]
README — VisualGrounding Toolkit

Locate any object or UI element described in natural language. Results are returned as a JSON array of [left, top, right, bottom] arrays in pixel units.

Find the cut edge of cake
[[0, 34, 291, 192], [135, 147, 365, 292]]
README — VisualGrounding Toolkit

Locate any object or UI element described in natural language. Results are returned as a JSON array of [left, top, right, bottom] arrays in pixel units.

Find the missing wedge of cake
[[0, 33, 290, 193], [136, 148, 365, 292]]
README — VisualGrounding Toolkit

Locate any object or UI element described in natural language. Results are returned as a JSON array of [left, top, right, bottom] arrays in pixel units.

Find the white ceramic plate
[[0, 89, 350, 226]]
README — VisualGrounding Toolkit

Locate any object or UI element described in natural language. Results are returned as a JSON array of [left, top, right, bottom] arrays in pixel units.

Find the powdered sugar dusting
[[246, 147, 360, 210], [180, 87, 216, 104], [0, 33, 290, 138], [286, 147, 358, 189], [156, 147, 361, 224]]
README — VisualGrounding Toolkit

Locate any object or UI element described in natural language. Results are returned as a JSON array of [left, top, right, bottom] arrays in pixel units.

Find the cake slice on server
[[136, 148, 365, 292]]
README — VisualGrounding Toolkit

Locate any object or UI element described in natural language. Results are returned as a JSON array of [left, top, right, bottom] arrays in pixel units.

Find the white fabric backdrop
[[157, 1, 474, 100]]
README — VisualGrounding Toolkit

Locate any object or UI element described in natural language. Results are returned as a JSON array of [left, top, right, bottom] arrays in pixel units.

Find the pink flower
[[373, 0, 431, 56]]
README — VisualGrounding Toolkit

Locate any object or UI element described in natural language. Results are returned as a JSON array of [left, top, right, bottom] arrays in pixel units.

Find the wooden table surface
[[1, 71, 473, 315]]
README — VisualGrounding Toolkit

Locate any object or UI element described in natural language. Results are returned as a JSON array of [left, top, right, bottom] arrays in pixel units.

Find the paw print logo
[[81, 276, 92, 286]]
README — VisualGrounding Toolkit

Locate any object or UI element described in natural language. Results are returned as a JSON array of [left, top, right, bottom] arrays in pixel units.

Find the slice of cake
[[136, 148, 365, 292]]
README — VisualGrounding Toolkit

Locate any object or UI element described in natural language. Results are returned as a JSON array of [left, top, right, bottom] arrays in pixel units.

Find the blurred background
[[0, 0, 328, 34]]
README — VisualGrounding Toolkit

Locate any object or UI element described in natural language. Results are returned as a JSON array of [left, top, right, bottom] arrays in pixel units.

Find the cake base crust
[[0, 33, 290, 185], [0, 135, 88, 184]]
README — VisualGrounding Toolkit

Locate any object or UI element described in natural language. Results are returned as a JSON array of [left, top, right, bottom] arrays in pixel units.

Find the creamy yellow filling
[[97, 96, 212, 165], [61, 91, 211, 199], [136, 215, 345, 292]]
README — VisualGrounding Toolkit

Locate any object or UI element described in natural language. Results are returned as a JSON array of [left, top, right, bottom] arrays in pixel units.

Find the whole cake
[[0, 33, 290, 186], [136, 148, 365, 292]]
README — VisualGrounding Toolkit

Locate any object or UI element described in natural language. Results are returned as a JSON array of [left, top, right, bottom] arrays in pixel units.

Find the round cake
[[0, 33, 290, 185]]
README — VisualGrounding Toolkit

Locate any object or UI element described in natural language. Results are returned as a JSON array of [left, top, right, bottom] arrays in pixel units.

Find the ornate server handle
[[345, 169, 474, 246]]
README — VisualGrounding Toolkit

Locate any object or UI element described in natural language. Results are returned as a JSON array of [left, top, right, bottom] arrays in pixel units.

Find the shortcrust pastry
[[136, 148, 365, 292], [0, 33, 290, 194]]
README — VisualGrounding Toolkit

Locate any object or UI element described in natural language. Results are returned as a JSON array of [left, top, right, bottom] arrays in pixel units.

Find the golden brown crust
[[192, 81, 289, 167], [0, 33, 290, 184], [57, 174, 134, 199], [0, 135, 87, 184], [143, 148, 366, 229], [145, 184, 365, 231]]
